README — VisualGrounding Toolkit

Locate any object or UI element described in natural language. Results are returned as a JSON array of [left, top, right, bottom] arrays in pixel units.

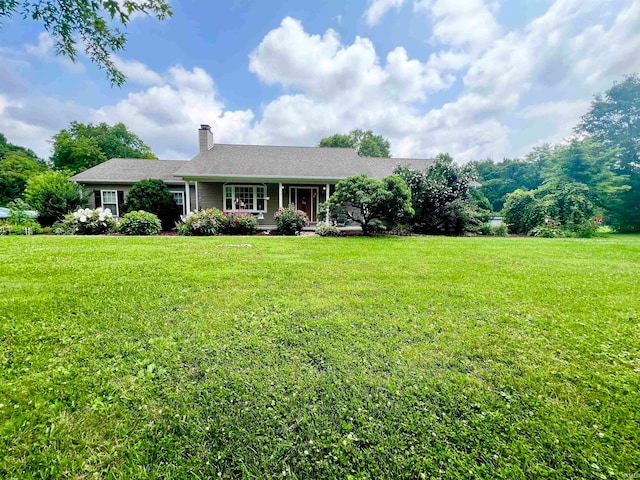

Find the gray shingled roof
[[70, 146, 436, 184], [70, 158, 188, 184], [174, 144, 434, 181]]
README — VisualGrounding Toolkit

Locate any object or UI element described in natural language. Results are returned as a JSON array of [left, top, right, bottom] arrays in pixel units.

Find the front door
[[295, 188, 316, 222]]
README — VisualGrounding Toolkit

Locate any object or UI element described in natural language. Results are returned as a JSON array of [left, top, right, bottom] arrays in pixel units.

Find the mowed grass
[[0, 235, 638, 479]]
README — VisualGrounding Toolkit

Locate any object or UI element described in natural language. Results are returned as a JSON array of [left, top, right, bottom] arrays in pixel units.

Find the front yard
[[0, 235, 638, 478]]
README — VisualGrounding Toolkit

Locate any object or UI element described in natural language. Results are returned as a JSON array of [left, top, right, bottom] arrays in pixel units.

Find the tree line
[[471, 74, 639, 232], [318, 74, 640, 234], [1, 74, 638, 233]]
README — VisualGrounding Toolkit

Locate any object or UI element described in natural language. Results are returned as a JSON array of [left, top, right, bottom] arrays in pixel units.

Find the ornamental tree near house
[[325, 174, 413, 235], [395, 156, 482, 235]]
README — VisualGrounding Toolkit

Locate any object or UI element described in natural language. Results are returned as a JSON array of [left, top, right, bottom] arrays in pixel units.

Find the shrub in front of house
[[24, 170, 86, 226], [274, 205, 309, 235], [118, 210, 162, 236], [391, 224, 412, 236], [177, 209, 225, 236], [123, 179, 181, 231], [56, 207, 116, 235], [368, 219, 387, 234], [315, 223, 340, 237], [220, 211, 258, 235]]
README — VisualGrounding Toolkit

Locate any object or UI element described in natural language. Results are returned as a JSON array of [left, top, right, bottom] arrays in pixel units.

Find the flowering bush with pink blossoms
[[177, 209, 258, 235], [220, 211, 258, 235], [177, 208, 225, 236], [274, 205, 309, 235]]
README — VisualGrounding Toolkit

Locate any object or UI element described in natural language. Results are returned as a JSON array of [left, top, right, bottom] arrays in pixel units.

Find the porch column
[[194, 181, 199, 211], [184, 181, 191, 213], [278, 182, 283, 209], [325, 183, 330, 222]]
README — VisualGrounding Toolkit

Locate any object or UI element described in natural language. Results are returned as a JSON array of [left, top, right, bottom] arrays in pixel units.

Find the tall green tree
[[542, 139, 628, 215], [51, 122, 156, 174], [24, 170, 85, 226], [318, 134, 353, 149], [576, 73, 640, 231], [319, 130, 392, 157], [0, 154, 48, 205], [349, 129, 391, 157], [471, 157, 544, 212], [0, 133, 43, 163], [0, 133, 50, 205], [0, 0, 172, 86]]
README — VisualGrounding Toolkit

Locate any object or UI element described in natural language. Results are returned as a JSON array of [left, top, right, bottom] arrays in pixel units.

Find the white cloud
[[93, 65, 254, 158], [249, 17, 450, 103], [24, 32, 54, 56], [111, 55, 164, 85], [364, 0, 405, 26], [23, 31, 85, 73], [415, 0, 500, 50], [519, 99, 590, 120], [0, 62, 253, 160], [246, 2, 640, 161]]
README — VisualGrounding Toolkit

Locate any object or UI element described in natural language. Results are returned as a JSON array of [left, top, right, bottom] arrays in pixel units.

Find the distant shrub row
[[503, 182, 600, 238]]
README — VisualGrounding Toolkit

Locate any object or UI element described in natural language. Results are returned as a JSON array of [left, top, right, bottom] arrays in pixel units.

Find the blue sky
[[0, 0, 638, 162]]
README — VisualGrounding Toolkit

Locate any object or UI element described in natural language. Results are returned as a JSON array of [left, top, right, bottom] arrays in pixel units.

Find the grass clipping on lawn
[[0, 235, 638, 479]]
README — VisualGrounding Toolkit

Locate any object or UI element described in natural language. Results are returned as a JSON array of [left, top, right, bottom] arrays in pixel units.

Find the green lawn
[[0, 235, 638, 479]]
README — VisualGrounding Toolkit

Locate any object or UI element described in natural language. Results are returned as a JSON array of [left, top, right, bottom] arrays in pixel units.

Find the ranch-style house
[[71, 124, 434, 227]]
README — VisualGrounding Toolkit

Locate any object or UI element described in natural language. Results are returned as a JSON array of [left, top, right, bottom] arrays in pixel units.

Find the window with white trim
[[223, 185, 267, 212], [171, 191, 185, 214], [101, 190, 118, 216]]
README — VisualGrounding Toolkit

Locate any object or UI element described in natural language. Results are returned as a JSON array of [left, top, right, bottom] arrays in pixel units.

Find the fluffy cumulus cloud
[[111, 55, 164, 85], [244, 0, 640, 161], [247, 16, 453, 148], [416, 0, 500, 51], [364, 0, 405, 26], [0, 57, 253, 159], [93, 65, 254, 158]]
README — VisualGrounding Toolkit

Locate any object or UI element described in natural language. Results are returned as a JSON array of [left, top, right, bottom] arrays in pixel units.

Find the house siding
[[197, 182, 224, 211], [196, 181, 335, 226], [82, 183, 188, 216]]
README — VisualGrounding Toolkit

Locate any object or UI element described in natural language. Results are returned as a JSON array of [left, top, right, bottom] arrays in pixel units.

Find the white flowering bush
[[55, 207, 117, 235], [315, 223, 340, 237]]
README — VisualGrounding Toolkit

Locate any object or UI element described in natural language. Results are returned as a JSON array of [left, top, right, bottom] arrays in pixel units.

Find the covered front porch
[[181, 179, 337, 227]]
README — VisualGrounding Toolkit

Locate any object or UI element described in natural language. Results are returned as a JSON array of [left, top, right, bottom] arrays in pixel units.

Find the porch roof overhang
[[73, 179, 186, 185], [178, 174, 343, 184]]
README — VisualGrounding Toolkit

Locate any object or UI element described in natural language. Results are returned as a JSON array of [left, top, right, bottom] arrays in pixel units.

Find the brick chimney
[[199, 124, 214, 152]]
